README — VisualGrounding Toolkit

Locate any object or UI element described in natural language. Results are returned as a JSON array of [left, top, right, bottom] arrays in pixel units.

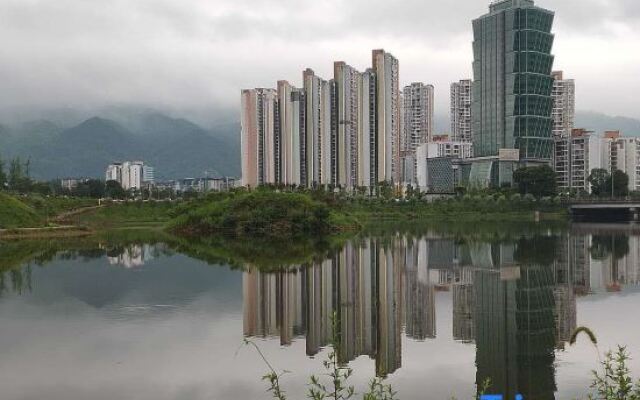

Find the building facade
[[554, 129, 602, 193], [372, 49, 401, 185], [450, 79, 473, 143], [471, 0, 555, 186], [240, 88, 278, 187], [606, 132, 640, 192], [241, 49, 400, 191], [402, 82, 434, 151], [551, 71, 575, 138], [105, 161, 154, 190]]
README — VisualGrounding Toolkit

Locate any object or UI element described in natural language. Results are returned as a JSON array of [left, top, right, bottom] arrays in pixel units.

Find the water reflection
[[242, 230, 640, 397], [2, 225, 640, 399]]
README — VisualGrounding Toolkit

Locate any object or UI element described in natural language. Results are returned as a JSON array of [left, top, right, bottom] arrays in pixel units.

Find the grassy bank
[[339, 197, 567, 225], [0, 193, 42, 228], [1, 189, 568, 237], [0, 193, 98, 229], [66, 201, 176, 229], [168, 191, 359, 237]]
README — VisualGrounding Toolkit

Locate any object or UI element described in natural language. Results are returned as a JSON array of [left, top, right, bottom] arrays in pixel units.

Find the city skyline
[[0, 0, 638, 121]]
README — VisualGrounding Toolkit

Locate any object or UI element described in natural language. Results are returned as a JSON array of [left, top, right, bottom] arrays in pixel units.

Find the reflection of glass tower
[[474, 247, 557, 400], [553, 235, 577, 349]]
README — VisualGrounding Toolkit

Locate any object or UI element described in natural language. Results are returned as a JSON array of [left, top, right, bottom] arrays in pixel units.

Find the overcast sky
[[1, 0, 639, 122]]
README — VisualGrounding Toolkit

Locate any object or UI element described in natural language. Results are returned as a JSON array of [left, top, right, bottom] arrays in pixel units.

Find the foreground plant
[[589, 347, 640, 400], [570, 326, 640, 400]]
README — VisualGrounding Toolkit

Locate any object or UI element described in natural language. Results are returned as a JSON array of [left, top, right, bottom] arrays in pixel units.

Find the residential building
[[105, 161, 153, 190], [334, 62, 362, 188], [278, 80, 305, 186], [240, 88, 278, 187], [240, 49, 399, 191], [372, 49, 401, 184], [607, 133, 640, 192], [401, 82, 434, 185], [403, 82, 434, 150], [105, 163, 122, 183], [471, 0, 555, 187], [450, 79, 473, 143], [303, 69, 332, 186], [554, 129, 602, 193], [551, 71, 575, 138]]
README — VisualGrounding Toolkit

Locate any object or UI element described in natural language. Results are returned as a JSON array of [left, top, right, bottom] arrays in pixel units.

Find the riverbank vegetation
[[168, 190, 359, 238]]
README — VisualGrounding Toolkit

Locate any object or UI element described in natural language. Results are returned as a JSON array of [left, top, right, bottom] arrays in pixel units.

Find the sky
[[1, 0, 639, 121]]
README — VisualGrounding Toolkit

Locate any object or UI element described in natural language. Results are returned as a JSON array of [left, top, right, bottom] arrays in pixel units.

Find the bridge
[[565, 199, 640, 222]]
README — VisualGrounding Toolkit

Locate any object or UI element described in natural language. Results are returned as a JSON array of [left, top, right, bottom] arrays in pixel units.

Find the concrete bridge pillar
[[631, 208, 639, 221]]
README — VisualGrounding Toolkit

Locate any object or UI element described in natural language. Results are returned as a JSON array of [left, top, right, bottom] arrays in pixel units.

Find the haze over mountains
[[0, 110, 240, 180], [0, 107, 638, 181]]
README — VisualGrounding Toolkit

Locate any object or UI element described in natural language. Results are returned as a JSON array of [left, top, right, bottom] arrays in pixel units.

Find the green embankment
[[0, 193, 42, 228], [339, 196, 566, 224], [68, 201, 176, 229], [168, 191, 359, 237]]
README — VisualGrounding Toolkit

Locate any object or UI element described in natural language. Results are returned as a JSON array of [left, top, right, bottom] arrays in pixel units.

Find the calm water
[[1, 223, 640, 400]]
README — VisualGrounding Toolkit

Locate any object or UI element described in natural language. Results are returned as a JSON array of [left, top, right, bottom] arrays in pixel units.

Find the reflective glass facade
[[472, 0, 555, 162]]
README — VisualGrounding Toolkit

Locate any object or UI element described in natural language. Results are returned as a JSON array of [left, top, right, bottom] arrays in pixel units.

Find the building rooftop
[[490, 0, 534, 13]]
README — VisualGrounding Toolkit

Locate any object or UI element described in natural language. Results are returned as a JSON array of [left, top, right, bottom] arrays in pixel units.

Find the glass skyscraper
[[472, 0, 555, 164]]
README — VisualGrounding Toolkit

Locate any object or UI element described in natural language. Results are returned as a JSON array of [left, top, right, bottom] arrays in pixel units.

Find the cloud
[[0, 0, 638, 121]]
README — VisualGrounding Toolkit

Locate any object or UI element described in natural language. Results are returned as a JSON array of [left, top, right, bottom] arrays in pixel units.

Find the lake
[[1, 222, 639, 400]]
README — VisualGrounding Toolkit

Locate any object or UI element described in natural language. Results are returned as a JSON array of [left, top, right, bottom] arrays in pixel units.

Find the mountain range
[[0, 112, 240, 180], [1, 108, 638, 181]]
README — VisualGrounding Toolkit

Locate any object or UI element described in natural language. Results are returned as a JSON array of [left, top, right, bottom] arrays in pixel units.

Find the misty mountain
[[575, 111, 640, 136], [0, 113, 240, 180]]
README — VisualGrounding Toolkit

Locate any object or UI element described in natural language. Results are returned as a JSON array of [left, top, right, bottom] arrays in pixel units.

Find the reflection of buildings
[[107, 244, 157, 268], [242, 230, 640, 383], [403, 238, 435, 341]]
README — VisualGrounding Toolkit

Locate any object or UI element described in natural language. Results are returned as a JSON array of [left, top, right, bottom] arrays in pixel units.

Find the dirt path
[[52, 205, 104, 224]]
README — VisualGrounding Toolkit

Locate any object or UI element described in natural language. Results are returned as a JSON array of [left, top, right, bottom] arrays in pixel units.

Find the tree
[[0, 156, 6, 190], [588, 168, 609, 196], [606, 169, 629, 198], [105, 180, 126, 199], [75, 179, 105, 198], [7, 157, 32, 193], [513, 165, 557, 198]]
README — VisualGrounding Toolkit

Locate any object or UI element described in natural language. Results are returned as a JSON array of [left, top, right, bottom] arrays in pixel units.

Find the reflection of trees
[[0, 231, 174, 296], [514, 235, 558, 266], [590, 235, 630, 261], [170, 235, 348, 272]]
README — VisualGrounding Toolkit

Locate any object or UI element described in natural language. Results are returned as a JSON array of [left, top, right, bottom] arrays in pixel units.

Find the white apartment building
[[551, 71, 575, 138], [605, 131, 640, 192], [303, 69, 332, 187], [450, 80, 473, 143], [402, 82, 434, 151], [554, 129, 602, 193], [240, 88, 278, 187], [105, 161, 154, 190], [372, 49, 401, 184]]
